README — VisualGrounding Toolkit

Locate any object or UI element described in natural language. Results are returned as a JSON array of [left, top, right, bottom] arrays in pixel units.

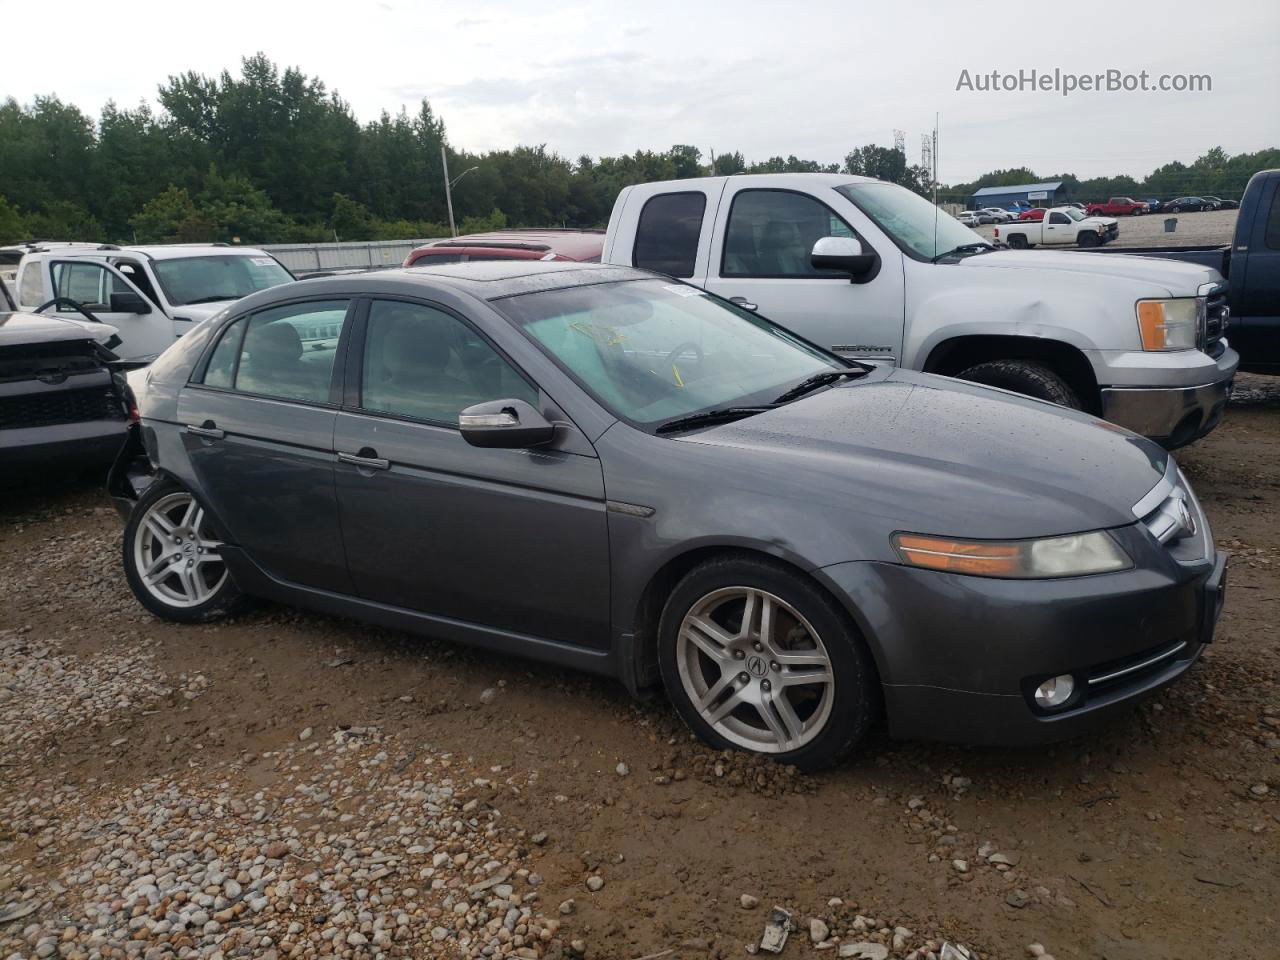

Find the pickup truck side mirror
[[811, 236, 880, 283], [110, 291, 152, 314], [459, 398, 556, 449]]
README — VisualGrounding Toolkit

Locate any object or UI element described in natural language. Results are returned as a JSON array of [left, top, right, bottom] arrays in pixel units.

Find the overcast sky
[[4, 0, 1276, 182]]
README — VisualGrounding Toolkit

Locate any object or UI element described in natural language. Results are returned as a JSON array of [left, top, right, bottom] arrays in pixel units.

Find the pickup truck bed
[[1083, 169, 1279, 374]]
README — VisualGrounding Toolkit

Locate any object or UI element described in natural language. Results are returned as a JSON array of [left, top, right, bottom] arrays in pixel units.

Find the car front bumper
[[1, 420, 128, 474], [1095, 344, 1238, 448], [818, 545, 1226, 746]]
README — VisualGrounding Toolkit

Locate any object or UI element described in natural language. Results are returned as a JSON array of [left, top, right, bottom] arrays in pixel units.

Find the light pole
[[441, 146, 479, 237]]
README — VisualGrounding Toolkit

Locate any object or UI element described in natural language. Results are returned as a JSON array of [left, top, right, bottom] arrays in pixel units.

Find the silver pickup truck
[[604, 173, 1238, 448]]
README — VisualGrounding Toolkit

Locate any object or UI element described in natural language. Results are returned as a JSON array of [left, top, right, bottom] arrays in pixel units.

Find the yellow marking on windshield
[[672, 365, 685, 387]]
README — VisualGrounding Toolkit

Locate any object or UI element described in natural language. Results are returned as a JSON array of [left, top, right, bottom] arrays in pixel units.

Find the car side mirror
[[110, 291, 151, 314], [810, 236, 880, 283], [459, 398, 555, 449]]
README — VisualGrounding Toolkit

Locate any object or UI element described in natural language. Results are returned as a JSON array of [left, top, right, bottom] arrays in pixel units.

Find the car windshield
[[1064, 208, 1086, 221], [835, 182, 984, 260], [492, 279, 844, 428], [150, 255, 293, 306]]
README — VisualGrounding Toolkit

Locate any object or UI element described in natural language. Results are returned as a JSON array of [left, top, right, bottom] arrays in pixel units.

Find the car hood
[[680, 367, 1168, 540], [0, 310, 120, 347], [959, 248, 1220, 293]]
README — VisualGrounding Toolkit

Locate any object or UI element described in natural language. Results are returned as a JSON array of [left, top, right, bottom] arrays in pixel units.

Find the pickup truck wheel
[[122, 480, 248, 623], [657, 556, 877, 771], [1007, 235, 1028, 249], [957, 360, 1081, 410], [1078, 231, 1100, 248]]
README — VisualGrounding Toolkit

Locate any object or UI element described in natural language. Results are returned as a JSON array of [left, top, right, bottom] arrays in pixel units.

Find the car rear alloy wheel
[[659, 556, 877, 769], [676, 586, 834, 754], [134, 491, 227, 607], [123, 482, 245, 623]]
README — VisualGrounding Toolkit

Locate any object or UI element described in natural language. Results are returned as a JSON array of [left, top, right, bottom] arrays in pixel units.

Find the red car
[[1017, 208, 1047, 221], [404, 229, 604, 267], [1085, 197, 1149, 217]]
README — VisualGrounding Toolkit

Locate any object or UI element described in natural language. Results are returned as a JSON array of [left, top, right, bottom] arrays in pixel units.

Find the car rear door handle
[[728, 296, 758, 311], [186, 422, 224, 439], [338, 450, 390, 471]]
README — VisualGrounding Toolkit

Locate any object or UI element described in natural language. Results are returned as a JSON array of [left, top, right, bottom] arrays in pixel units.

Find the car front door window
[[360, 299, 537, 424], [723, 190, 858, 278]]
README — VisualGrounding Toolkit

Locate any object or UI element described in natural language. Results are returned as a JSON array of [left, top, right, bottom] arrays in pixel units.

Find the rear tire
[[957, 359, 1082, 409], [657, 555, 877, 771], [1007, 234, 1029, 249], [123, 480, 247, 623]]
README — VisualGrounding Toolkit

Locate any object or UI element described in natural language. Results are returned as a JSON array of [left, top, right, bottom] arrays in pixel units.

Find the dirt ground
[[973, 208, 1239, 248], [2, 377, 1278, 960]]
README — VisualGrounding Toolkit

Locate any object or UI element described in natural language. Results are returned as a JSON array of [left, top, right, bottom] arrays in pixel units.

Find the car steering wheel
[[664, 341, 705, 383], [35, 297, 104, 324]]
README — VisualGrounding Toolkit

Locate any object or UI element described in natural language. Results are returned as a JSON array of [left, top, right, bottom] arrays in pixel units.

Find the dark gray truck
[[1091, 169, 1280, 374]]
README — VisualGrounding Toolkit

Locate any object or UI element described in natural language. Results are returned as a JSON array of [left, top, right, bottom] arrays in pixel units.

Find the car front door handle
[[338, 450, 390, 471], [186, 422, 224, 439], [728, 296, 758, 311]]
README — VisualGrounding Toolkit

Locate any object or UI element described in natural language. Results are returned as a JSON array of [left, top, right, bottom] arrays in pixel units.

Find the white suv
[[15, 243, 294, 360]]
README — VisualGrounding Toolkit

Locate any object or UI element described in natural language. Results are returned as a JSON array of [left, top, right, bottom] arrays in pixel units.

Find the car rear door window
[[1266, 187, 1280, 251], [633, 192, 706, 278], [359, 300, 537, 425], [201, 317, 246, 389], [228, 300, 350, 404], [722, 190, 857, 278]]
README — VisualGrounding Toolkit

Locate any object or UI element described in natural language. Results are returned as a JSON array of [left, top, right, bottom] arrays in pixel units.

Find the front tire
[[123, 480, 245, 623], [958, 359, 1081, 409], [657, 555, 877, 771]]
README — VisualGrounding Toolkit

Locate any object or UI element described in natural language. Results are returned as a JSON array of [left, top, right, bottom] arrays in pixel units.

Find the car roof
[[20, 243, 273, 260], [419, 230, 604, 260], [292, 261, 652, 303]]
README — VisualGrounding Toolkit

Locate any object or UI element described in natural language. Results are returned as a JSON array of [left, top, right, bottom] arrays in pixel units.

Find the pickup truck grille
[[0, 341, 102, 384], [1203, 286, 1227, 353], [0, 385, 125, 429]]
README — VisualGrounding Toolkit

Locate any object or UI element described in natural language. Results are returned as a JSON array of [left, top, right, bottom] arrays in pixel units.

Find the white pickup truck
[[603, 173, 1237, 448], [13, 243, 295, 361], [996, 206, 1118, 248]]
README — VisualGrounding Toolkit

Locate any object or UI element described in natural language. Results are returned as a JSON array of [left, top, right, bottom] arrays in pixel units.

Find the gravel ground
[[2, 377, 1277, 960], [972, 208, 1239, 248]]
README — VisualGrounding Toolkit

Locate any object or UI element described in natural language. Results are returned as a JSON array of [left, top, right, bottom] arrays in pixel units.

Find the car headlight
[[1136, 297, 1203, 351], [892, 531, 1131, 579]]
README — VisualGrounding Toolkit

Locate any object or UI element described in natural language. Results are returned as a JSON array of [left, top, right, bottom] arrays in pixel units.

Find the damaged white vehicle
[[604, 173, 1237, 448]]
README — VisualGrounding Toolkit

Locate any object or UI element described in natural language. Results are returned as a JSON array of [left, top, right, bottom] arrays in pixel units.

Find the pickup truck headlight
[[1137, 297, 1204, 350], [892, 531, 1131, 579]]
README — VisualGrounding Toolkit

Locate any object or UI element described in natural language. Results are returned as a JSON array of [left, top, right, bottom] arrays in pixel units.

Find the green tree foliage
[[0, 54, 1275, 247]]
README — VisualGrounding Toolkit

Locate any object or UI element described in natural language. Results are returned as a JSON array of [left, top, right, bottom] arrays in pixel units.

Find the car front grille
[[0, 385, 125, 429], [1133, 462, 1211, 563]]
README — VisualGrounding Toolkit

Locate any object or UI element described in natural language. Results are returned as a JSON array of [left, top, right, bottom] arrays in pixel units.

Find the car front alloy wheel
[[658, 556, 877, 769]]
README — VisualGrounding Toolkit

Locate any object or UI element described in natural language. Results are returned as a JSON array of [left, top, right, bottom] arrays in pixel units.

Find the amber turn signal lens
[[1137, 300, 1171, 350], [893, 534, 1021, 576]]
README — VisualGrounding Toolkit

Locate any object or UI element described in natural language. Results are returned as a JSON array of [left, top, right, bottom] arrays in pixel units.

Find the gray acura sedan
[[112, 262, 1226, 769]]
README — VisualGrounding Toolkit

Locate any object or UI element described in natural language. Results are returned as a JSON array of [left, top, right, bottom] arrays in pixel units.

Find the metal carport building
[[971, 181, 1069, 210]]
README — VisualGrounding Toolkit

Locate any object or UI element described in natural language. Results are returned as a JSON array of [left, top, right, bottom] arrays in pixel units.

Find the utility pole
[[442, 145, 456, 238]]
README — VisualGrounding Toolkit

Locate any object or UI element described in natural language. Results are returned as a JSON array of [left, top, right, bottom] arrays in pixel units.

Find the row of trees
[[0, 54, 1275, 246], [940, 146, 1280, 206]]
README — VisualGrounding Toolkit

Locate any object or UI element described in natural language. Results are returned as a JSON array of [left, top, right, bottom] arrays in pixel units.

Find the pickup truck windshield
[[150, 256, 293, 306], [835, 182, 985, 261], [1064, 208, 1086, 221], [493, 279, 843, 428]]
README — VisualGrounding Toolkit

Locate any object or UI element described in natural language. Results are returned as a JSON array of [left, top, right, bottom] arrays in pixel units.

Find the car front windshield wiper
[[655, 406, 777, 435], [182, 295, 239, 305], [771, 367, 871, 405], [932, 242, 996, 263]]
